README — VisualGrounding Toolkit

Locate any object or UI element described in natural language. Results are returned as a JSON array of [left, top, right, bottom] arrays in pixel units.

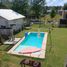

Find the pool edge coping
[[7, 32, 48, 59]]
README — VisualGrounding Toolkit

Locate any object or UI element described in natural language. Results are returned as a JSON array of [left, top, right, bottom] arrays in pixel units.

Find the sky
[[46, 0, 67, 6]]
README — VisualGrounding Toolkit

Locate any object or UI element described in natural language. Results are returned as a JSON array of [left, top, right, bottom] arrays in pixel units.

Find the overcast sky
[[46, 0, 67, 6]]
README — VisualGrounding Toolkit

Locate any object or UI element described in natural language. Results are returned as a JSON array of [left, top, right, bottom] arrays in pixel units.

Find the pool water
[[14, 32, 45, 52]]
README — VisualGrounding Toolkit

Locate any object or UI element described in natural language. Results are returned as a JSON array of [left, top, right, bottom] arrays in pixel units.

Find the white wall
[[0, 29, 11, 35], [0, 16, 25, 31], [0, 16, 9, 27], [9, 18, 24, 31]]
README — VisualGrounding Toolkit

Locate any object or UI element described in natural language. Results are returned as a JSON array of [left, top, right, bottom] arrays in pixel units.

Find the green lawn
[[0, 24, 67, 67]]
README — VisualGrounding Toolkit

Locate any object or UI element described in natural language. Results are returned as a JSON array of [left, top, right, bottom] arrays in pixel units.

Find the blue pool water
[[14, 32, 45, 52]]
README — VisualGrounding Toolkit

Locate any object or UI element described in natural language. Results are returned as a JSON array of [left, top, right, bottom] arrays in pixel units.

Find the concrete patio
[[4, 38, 21, 44]]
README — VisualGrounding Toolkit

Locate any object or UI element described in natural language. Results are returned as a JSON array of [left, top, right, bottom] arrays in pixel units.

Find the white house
[[0, 9, 25, 31], [58, 10, 67, 27]]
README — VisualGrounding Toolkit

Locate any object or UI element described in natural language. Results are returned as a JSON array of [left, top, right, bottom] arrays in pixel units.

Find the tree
[[50, 7, 56, 27], [11, 0, 19, 12], [19, 0, 29, 16], [63, 3, 67, 10], [54, 6, 61, 13], [12, 0, 29, 15], [0, 3, 7, 9], [50, 8, 56, 18], [30, 0, 45, 18]]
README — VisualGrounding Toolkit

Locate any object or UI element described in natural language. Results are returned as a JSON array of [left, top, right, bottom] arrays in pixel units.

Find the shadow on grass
[[4, 44, 14, 51]]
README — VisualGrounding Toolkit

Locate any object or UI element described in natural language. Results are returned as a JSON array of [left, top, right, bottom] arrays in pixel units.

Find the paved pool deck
[[4, 38, 21, 44]]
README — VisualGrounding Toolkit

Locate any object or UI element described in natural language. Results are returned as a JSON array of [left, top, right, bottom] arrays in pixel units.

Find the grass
[[0, 24, 67, 67]]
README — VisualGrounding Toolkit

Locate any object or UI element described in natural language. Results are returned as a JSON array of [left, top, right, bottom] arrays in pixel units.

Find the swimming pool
[[8, 32, 48, 59], [14, 32, 44, 52]]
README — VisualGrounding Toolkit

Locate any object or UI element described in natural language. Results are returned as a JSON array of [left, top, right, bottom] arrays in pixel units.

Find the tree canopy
[[11, 0, 46, 18], [12, 0, 29, 16], [0, 3, 7, 9], [50, 7, 56, 18], [31, 0, 45, 18], [63, 3, 67, 10]]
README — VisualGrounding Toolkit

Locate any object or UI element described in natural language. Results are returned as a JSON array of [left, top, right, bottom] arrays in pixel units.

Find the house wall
[[0, 16, 9, 27], [8, 18, 25, 31], [0, 16, 25, 31], [0, 29, 11, 36], [58, 10, 67, 18]]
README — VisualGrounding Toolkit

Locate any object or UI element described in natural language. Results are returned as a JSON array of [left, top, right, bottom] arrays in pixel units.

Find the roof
[[0, 9, 25, 20], [58, 10, 67, 12]]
